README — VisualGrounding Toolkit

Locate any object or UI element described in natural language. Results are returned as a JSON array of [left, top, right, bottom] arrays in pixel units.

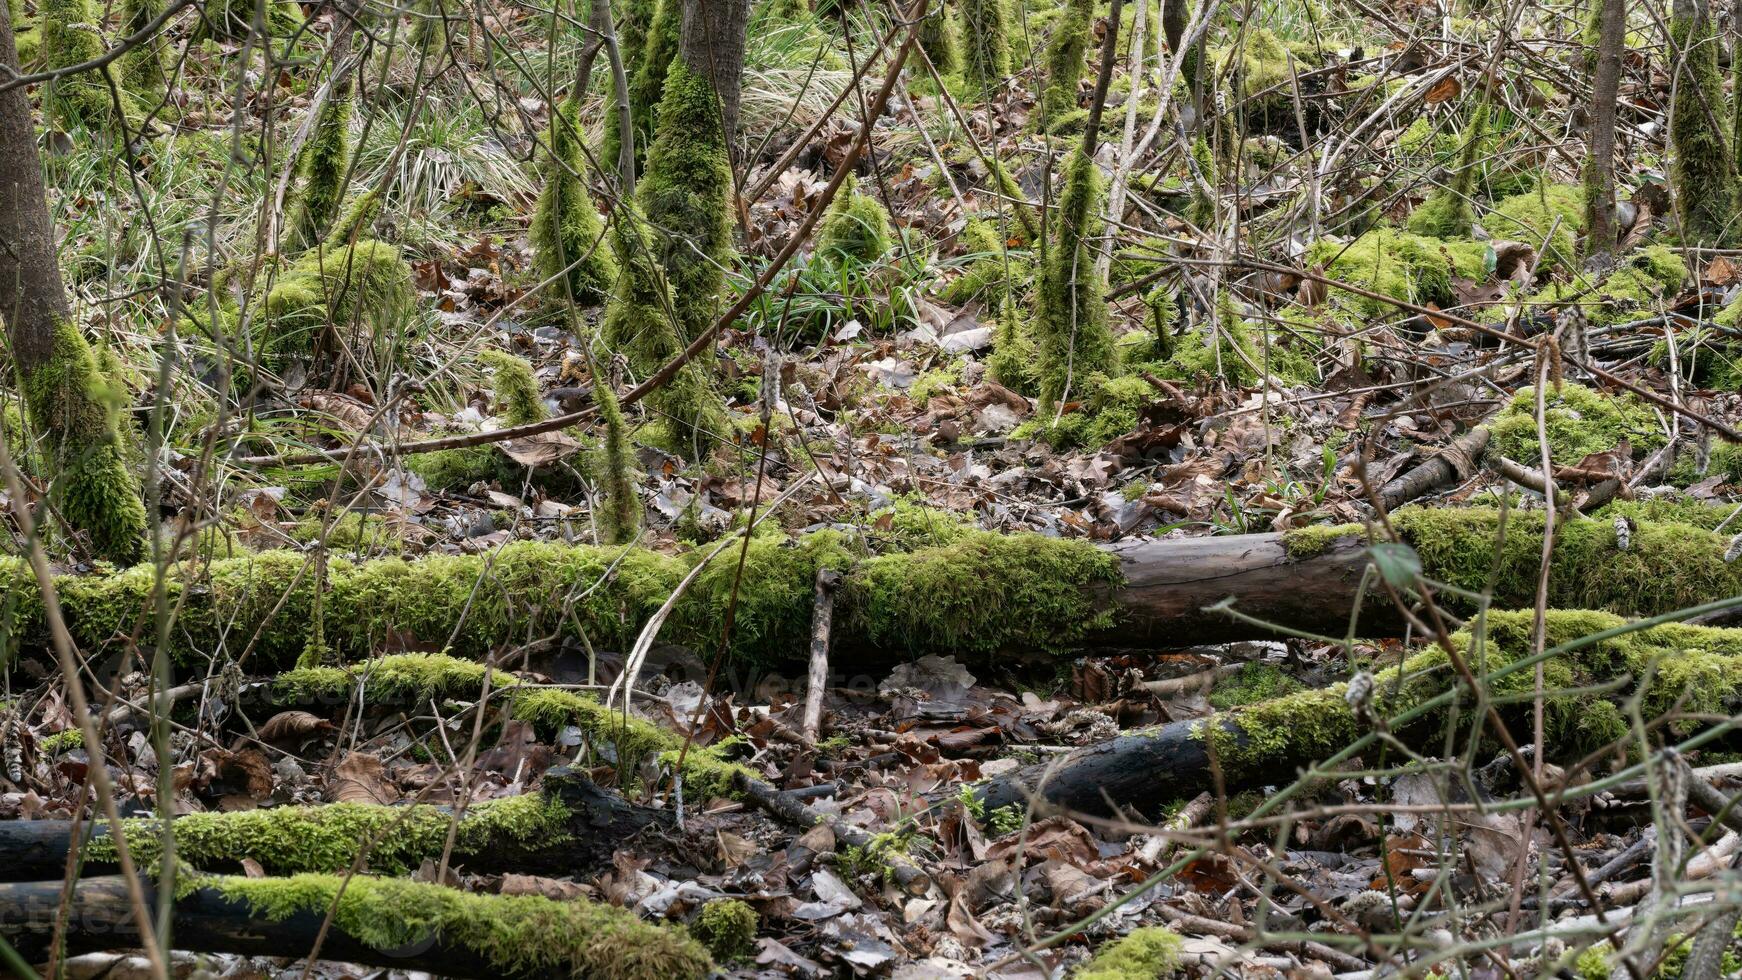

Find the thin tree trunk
[[1583, 0, 1626, 261], [0, 0, 148, 564], [679, 0, 751, 138]]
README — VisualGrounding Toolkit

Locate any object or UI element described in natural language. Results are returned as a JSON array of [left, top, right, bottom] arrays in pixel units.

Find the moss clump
[[692, 898, 758, 963], [1035, 147, 1116, 407], [986, 306, 1040, 395], [194, 0, 305, 41], [1040, 0, 1093, 125], [1498, 245, 1686, 328], [406, 446, 507, 492], [867, 497, 975, 550], [198, 872, 714, 979], [1305, 230, 1488, 319], [917, 1, 959, 74], [287, 88, 354, 251], [93, 793, 570, 875], [1076, 927, 1183, 980], [959, 0, 1010, 92], [845, 530, 1120, 656], [480, 351, 545, 426], [1208, 663, 1303, 710], [817, 174, 894, 263], [1487, 383, 1664, 467], [1485, 183, 1587, 271], [262, 240, 415, 363], [20, 321, 149, 564], [530, 98, 619, 306], [1133, 295, 1315, 387], [1203, 608, 1742, 781], [119, 0, 168, 102], [289, 511, 398, 555], [1670, 6, 1739, 245], [1015, 372, 1150, 448], [39, 729, 84, 753], [1407, 104, 1487, 239], [942, 218, 1029, 310], [40, 0, 133, 129]]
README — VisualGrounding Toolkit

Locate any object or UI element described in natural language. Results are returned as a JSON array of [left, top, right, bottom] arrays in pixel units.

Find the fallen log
[[12, 505, 1742, 663], [0, 871, 713, 979], [977, 609, 1742, 816], [0, 768, 669, 883]]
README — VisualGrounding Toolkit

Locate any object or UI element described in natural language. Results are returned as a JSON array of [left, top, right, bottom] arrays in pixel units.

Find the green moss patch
[[1203, 608, 1742, 781], [94, 793, 569, 875], [1486, 383, 1664, 467], [195, 871, 713, 979], [1483, 183, 1586, 272], [1305, 230, 1489, 319], [1076, 927, 1184, 980]]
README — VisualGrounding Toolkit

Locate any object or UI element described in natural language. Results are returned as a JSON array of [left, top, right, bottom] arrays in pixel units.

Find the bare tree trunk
[[1583, 0, 1626, 262], [679, 0, 751, 138], [0, 1, 148, 564]]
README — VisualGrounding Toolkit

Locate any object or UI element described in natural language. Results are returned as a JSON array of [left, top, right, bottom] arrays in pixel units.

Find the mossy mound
[[193, 872, 714, 979], [692, 899, 758, 963], [1015, 372, 1153, 448], [259, 240, 416, 364], [1211, 27, 1323, 129], [1202, 608, 1742, 782], [193, 0, 305, 42], [1208, 662, 1303, 710], [1483, 183, 1586, 272], [9, 530, 1119, 668], [1486, 383, 1664, 467], [1495, 245, 1686, 327], [817, 174, 894, 263], [1305, 230, 1489, 319], [940, 218, 1029, 310], [1076, 927, 1184, 980]]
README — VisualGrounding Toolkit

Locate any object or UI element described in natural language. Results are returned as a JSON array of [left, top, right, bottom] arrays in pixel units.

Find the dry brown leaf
[[330, 751, 396, 804], [499, 430, 583, 467], [501, 873, 587, 901], [256, 710, 333, 743], [1423, 76, 1461, 104]]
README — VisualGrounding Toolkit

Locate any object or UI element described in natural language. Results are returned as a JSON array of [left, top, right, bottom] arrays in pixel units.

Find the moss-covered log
[[16, 507, 1742, 665], [0, 871, 713, 979], [0, 768, 669, 882], [979, 609, 1742, 815]]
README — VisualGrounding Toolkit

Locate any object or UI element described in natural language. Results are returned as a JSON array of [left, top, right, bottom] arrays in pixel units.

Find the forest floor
[[8, 0, 1742, 976]]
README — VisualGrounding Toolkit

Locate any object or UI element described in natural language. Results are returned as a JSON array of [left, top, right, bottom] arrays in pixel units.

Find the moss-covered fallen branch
[[980, 609, 1742, 814], [1282, 505, 1742, 615], [275, 652, 754, 798], [87, 790, 570, 876], [6, 530, 1119, 668], [0, 872, 713, 980]]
